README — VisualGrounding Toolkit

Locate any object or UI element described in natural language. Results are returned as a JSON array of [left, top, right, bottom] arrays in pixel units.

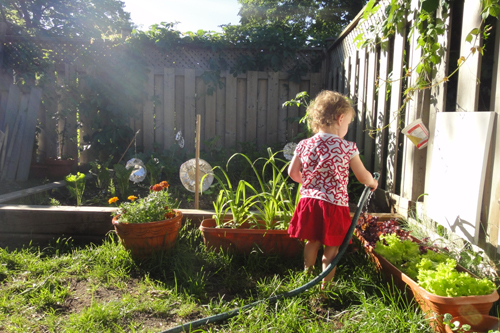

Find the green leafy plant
[[111, 181, 179, 224], [145, 156, 164, 186], [207, 166, 260, 228], [227, 148, 298, 230], [89, 158, 112, 190], [113, 163, 134, 198], [418, 258, 496, 297], [65, 172, 86, 206], [375, 234, 496, 297]]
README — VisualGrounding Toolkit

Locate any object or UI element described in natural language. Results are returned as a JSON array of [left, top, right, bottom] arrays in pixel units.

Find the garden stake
[[160, 173, 380, 333]]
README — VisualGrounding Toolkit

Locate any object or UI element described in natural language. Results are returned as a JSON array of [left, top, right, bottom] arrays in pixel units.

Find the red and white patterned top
[[295, 133, 359, 207]]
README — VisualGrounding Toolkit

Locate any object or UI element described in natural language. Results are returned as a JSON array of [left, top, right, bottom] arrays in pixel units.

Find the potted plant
[[110, 180, 183, 259], [356, 222, 499, 333], [199, 149, 303, 257]]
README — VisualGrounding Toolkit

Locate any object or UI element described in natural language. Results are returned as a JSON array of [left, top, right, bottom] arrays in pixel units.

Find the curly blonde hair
[[307, 90, 355, 133]]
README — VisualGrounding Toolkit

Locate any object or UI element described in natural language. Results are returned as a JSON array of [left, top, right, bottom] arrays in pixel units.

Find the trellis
[[0, 26, 325, 181]]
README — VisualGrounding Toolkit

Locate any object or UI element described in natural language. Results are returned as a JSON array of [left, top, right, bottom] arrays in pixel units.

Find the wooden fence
[[137, 68, 323, 155], [0, 23, 325, 180], [326, 0, 500, 254]]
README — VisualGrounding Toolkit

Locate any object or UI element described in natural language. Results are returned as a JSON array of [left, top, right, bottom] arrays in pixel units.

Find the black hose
[[160, 172, 380, 333]]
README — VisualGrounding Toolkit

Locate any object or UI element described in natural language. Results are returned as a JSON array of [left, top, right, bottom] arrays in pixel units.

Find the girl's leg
[[322, 245, 340, 288], [304, 240, 321, 273]]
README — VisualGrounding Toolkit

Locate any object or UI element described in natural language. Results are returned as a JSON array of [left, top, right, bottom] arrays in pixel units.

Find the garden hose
[[160, 172, 380, 333]]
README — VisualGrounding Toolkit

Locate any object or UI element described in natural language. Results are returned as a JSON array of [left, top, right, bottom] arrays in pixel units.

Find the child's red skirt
[[288, 197, 352, 246]]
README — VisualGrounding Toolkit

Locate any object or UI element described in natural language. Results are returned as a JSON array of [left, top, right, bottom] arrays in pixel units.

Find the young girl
[[287, 90, 378, 288]]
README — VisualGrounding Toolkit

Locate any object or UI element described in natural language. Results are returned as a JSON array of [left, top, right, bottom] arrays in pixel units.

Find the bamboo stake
[[195, 114, 201, 209]]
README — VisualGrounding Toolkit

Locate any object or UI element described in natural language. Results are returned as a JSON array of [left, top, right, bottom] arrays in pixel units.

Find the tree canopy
[[0, 0, 131, 38], [237, 0, 367, 46]]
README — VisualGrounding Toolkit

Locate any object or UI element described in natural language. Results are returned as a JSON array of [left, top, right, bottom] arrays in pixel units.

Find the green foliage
[[209, 165, 260, 228], [375, 234, 496, 297], [418, 259, 496, 297], [375, 233, 422, 279], [113, 163, 134, 198], [89, 158, 112, 190], [356, 0, 500, 132], [65, 172, 86, 206], [112, 181, 179, 223], [145, 156, 164, 186], [237, 0, 366, 47]]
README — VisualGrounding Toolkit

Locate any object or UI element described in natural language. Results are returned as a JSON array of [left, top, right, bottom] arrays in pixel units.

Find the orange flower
[[164, 212, 175, 219], [151, 184, 163, 192], [128, 195, 138, 201], [108, 197, 119, 204], [159, 181, 169, 189]]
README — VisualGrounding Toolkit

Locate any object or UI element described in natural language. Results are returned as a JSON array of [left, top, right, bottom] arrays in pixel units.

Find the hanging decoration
[[283, 142, 297, 161], [176, 131, 185, 148], [126, 158, 147, 183], [179, 158, 213, 193]]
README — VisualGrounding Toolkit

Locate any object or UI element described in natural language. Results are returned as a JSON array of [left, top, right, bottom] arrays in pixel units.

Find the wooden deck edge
[[0, 203, 399, 250]]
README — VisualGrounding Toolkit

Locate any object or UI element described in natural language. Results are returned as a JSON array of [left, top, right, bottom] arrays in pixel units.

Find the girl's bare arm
[[288, 154, 303, 184], [350, 155, 378, 191]]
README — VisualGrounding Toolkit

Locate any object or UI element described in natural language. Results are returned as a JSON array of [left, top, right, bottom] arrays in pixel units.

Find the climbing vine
[[353, 0, 500, 132]]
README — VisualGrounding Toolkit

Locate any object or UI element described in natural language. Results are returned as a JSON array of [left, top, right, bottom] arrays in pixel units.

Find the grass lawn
[[0, 222, 434, 332]]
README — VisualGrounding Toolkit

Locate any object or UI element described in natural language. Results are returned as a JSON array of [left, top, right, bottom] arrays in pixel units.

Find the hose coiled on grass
[[160, 173, 380, 333]]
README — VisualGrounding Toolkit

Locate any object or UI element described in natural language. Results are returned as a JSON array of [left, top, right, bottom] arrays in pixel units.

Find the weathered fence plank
[[154, 73, 164, 148], [215, 76, 226, 149], [374, 44, 389, 186], [456, 0, 482, 112], [16, 87, 42, 180], [364, 50, 376, 170], [245, 71, 258, 143], [256, 77, 267, 147], [236, 78, 246, 145], [277, 79, 288, 144], [184, 69, 196, 154], [287, 80, 300, 142], [163, 67, 176, 149], [266, 71, 279, 145], [487, 21, 500, 250], [143, 69, 155, 152], [386, 30, 406, 193], [355, 49, 367, 153], [205, 80, 217, 148], [225, 73, 237, 148]]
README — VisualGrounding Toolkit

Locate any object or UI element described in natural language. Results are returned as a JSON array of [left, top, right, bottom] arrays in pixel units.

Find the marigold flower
[[128, 195, 138, 201], [159, 181, 169, 188], [108, 197, 119, 204], [151, 184, 163, 192], [164, 212, 175, 219]]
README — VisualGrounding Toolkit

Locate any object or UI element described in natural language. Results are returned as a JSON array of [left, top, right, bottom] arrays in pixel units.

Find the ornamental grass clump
[[110, 181, 179, 223]]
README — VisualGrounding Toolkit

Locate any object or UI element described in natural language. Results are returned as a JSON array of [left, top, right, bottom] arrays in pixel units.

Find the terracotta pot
[[199, 218, 303, 257], [29, 163, 48, 179], [354, 228, 499, 333], [445, 315, 500, 333], [401, 265, 498, 333], [112, 210, 183, 258], [45, 158, 75, 180]]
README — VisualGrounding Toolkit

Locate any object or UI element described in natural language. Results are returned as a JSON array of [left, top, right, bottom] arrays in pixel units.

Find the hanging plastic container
[[402, 119, 429, 149]]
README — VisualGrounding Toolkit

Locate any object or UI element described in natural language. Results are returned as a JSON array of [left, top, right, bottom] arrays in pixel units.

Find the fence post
[[0, 22, 9, 117]]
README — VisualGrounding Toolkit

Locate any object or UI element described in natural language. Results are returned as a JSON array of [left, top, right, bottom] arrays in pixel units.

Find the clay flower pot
[[45, 158, 74, 180], [445, 314, 500, 333], [112, 210, 183, 259], [199, 218, 303, 257], [402, 273, 499, 333], [354, 226, 499, 333]]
